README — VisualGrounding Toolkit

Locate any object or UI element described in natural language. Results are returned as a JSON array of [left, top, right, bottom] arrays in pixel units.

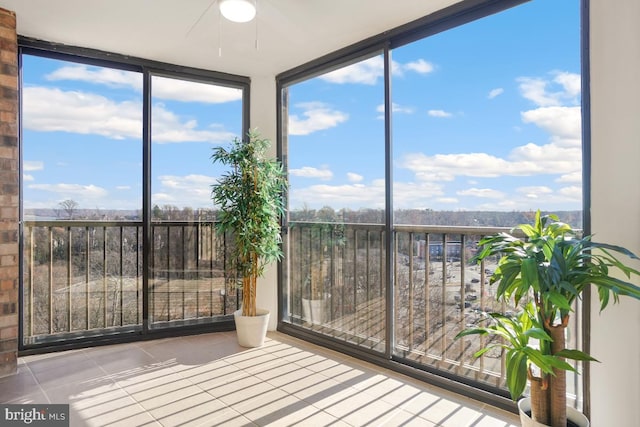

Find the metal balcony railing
[[22, 219, 581, 404], [286, 222, 583, 401], [287, 221, 386, 351], [22, 220, 238, 346]]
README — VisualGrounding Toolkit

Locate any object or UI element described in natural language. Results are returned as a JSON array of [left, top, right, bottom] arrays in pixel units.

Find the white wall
[[589, 0, 640, 425], [250, 75, 279, 330]]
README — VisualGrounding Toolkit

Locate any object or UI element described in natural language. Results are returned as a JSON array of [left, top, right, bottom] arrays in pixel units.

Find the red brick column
[[0, 7, 18, 378]]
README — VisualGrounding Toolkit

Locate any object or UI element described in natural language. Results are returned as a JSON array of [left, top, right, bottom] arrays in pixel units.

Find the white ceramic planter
[[233, 309, 270, 348], [302, 298, 326, 325], [518, 397, 590, 427]]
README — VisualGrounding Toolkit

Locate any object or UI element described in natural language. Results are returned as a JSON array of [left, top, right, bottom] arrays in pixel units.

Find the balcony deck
[[1, 332, 519, 427]]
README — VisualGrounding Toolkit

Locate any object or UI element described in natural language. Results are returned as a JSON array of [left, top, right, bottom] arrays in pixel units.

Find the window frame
[[18, 38, 250, 353]]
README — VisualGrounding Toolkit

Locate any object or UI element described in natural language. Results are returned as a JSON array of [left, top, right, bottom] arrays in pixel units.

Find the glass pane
[[392, 2, 582, 226], [391, 0, 581, 401], [149, 75, 243, 328], [21, 55, 143, 344], [284, 53, 387, 352]]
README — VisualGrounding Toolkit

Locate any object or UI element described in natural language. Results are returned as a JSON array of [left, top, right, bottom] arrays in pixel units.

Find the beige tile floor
[[0, 331, 520, 427]]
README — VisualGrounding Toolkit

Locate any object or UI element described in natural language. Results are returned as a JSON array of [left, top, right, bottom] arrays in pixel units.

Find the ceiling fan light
[[219, 0, 256, 23]]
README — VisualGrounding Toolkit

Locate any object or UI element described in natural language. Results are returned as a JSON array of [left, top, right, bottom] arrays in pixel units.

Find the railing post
[[119, 226, 124, 326], [408, 231, 414, 352], [28, 226, 33, 338], [67, 226, 71, 332], [48, 227, 52, 334]]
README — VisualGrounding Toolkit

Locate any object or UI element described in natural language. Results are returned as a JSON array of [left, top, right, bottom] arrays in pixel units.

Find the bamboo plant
[[457, 211, 640, 427], [210, 130, 286, 317]]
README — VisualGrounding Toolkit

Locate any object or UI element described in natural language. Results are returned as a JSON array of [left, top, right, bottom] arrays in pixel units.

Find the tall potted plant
[[456, 211, 640, 427], [210, 130, 286, 347]]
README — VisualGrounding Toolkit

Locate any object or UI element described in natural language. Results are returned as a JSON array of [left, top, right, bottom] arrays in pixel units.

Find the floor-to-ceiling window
[[149, 74, 244, 329], [20, 47, 248, 348], [21, 55, 145, 345], [391, 0, 582, 402], [282, 52, 387, 352], [280, 0, 581, 406]]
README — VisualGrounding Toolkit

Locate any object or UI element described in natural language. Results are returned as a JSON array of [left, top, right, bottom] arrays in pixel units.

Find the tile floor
[[0, 331, 520, 427]]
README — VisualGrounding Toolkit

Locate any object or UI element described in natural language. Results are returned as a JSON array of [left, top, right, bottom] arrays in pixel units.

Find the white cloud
[[151, 103, 235, 143], [428, 110, 452, 118], [399, 142, 580, 183], [476, 199, 520, 211], [23, 87, 140, 139], [319, 57, 434, 85], [557, 185, 582, 201], [516, 186, 553, 199], [23, 161, 44, 171], [115, 185, 131, 190], [376, 103, 414, 119], [392, 72, 578, 197], [556, 171, 582, 183], [488, 88, 504, 99], [153, 174, 216, 208], [509, 142, 581, 168], [152, 76, 242, 104], [288, 102, 348, 135], [23, 86, 234, 143], [289, 166, 333, 180], [393, 181, 445, 209], [404, 59, 434, 74], [153, 193, 173, 202], [46, 65, 242, 103], [518, 71, 581, 107], [401, 152, 507, 181], [377, 103, 415, 115], [290, 180, 386, 210], [347, 172, 363, 183], [27, 183, 108, 199], [470, 184, 581, 211], [518, 78, 556, 107], [23, 174, 34, 181], [457, 188, 505, 199], [160, 174, 212, 188], [290, 178, 455, 210], [553, 71, 581, 99], [47, 65, 141, 89], [320, 57, 385, 85], [372, 69, 583, 211], [521, 106, 581, 147]]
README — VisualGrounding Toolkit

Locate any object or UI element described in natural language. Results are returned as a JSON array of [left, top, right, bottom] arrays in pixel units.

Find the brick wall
[[0, 7, 17, 379]]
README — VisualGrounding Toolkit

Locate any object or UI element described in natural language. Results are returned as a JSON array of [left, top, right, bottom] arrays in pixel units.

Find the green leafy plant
[[210, 130, 286, 317], [457, 210, 640, 427]]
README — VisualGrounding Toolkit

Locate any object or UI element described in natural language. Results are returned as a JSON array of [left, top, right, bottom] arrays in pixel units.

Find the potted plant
[[210, 129, 286, 347], [456, 211, 640, 427], [301, 220, 344, 324], [301, 246, 328, 324]]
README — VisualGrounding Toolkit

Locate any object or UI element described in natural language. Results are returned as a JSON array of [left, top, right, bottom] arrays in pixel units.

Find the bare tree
[[58, 199, 78, 219]]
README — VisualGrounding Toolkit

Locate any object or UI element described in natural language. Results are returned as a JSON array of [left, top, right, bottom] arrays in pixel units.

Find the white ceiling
[[0, 0, 462, 77]]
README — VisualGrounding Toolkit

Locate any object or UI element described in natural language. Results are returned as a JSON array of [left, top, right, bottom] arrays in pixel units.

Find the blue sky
[[22, 0, 580, 215], [287, 0, 581, 212], [22, 61, 243, 212]]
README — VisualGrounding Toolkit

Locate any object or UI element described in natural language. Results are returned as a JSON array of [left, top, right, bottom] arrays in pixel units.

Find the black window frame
[[18, 37, 251, 353]]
